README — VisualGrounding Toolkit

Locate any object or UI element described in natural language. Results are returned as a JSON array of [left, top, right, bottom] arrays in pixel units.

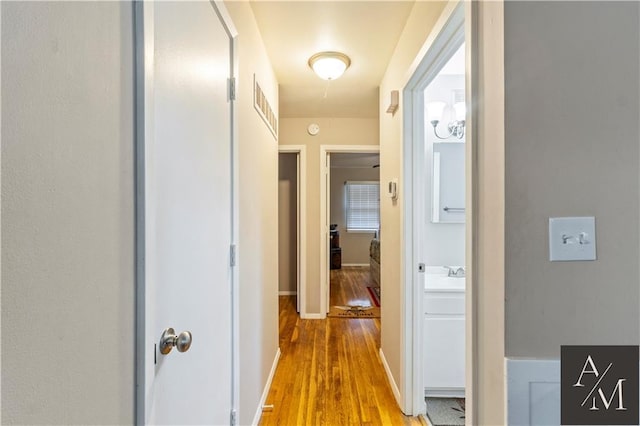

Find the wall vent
[[254, 74, 278, 140]]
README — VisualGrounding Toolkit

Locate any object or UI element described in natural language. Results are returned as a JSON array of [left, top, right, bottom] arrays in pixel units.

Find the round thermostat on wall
[[307, 123, 320, 136]]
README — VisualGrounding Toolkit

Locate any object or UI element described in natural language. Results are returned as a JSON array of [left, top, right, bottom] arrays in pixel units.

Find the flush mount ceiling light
[[308, 51, 351, 81]]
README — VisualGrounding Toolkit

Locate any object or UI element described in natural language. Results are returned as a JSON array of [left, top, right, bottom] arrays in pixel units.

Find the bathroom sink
[[424, 270, 465, 291]]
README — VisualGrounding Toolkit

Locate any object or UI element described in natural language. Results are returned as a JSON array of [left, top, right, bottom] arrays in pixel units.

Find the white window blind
[[345, 181, 380, 231]]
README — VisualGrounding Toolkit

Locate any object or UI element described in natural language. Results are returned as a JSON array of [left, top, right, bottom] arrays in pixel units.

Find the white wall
[[378, 0, 447, 408], [279, 153, 297, 293], [423, 74, 465, 266], [1, 2, 135, 423], [1, 3, 280, 425], [279, 118, 379, 314], [224, 2, 280, 424], [330, 167, 380, 265]]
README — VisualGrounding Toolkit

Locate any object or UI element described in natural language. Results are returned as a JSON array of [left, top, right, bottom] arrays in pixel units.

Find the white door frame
[[278, 145, 307, 318], [402, 0, 473, 418], [320, 145, 380, 315], [133, 1, 240, 423]]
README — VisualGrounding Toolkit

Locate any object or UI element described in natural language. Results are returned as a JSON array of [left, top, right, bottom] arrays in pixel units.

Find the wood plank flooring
[[260, 267, 423, 426], [329, 266, 377, 308]]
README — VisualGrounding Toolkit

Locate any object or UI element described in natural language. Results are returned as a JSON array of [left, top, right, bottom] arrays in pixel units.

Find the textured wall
[[224, 2, 280, 424], [1, 2, 135, 423], [505, 1, 640, 357]]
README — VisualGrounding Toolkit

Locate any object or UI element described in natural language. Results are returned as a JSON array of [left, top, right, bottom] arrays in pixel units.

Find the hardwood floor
[[329, 266, 377, 307], [260, 267, 423, 426]]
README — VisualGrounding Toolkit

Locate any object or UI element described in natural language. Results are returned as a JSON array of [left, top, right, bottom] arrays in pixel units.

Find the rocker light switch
[[549, 217, 597, 261]]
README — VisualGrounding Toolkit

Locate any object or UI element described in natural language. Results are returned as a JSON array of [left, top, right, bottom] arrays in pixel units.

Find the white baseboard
[[251, 348, 281, 426], [420, 413, 433, 426], [278, 291, 297, 296], [379, 348, 402, 408], [301, 313, 325, 319], [342, 263, 369, 267], [425, 388, 465, 398], [506, 358, 560, 426]]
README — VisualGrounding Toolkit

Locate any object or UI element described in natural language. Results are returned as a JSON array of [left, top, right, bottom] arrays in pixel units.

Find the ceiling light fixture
[[308, 51, 351, 81]]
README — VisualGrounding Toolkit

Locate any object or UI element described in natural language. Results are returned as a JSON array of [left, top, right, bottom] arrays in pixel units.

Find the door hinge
[[418, 263, 425, 273], [228, 77, 236, 101], [230, 244, 237, 267], [230, 409, 237, 426]]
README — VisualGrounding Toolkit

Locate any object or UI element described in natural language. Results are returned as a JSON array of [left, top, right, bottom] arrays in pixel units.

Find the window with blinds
[[345, 181, 380, 231]]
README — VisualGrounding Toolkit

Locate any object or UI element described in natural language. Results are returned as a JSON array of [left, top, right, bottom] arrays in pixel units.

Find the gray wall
[[2, 2, 135, 423], [278, 153, 297, 293], [330, 167, 380, 265], [505, 1, 640, 357]]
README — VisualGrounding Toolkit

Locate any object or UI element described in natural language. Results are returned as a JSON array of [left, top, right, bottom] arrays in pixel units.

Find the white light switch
[[549, 217, 596, 261]]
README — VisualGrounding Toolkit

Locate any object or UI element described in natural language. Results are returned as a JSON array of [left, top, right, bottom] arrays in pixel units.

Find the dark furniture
[[330, 224, 341, 269]]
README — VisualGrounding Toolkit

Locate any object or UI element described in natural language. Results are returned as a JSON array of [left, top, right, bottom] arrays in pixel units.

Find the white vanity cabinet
[[424, 278, 465, 397]]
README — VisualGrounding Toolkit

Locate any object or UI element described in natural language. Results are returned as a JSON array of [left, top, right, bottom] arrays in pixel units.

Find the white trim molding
[[506, 358, 560, 426], [251, 348, 281, 426], [301, 313, 325, 320], [380, 348, 402, 408]]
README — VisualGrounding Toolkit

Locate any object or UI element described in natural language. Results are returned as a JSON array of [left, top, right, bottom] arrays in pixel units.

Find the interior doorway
[[402, 2, 471, 420], [326, 153, 381, 314], [329, 153, 381, 267], [320, 145, 380, 315], [278, 146, 307, 317], [278, 153, 300, 312]]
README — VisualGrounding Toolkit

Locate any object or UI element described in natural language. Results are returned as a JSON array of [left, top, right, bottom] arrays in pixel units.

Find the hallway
[[260, 269, 422, 425]]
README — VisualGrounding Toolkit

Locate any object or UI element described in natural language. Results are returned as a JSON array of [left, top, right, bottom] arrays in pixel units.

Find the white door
[[296, 153, 301, 313], [137, 2, 235, 424], [325, 152, 331, 313]]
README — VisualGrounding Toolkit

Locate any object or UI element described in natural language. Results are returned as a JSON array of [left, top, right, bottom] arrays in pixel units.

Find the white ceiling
[[250, 1, 416, 118]]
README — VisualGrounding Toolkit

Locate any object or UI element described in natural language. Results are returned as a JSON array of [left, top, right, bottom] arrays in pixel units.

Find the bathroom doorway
[[421, 42, 467, 423], [402, 2, 470, 421]]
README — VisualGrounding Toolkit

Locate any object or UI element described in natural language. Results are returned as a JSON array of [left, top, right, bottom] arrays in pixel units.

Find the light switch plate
[[549, 217, 596, 261]]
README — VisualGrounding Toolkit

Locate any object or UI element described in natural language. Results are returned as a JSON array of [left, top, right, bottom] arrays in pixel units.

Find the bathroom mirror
[[431, 142, 465, 223]]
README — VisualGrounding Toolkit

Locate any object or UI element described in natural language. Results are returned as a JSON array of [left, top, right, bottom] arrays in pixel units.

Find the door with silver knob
[[137, 1, 235, 424], [159, 328, 193, 355]]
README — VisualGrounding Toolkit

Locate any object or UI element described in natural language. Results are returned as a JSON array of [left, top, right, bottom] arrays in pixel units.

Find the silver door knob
[[159, 328, 192, 355]]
